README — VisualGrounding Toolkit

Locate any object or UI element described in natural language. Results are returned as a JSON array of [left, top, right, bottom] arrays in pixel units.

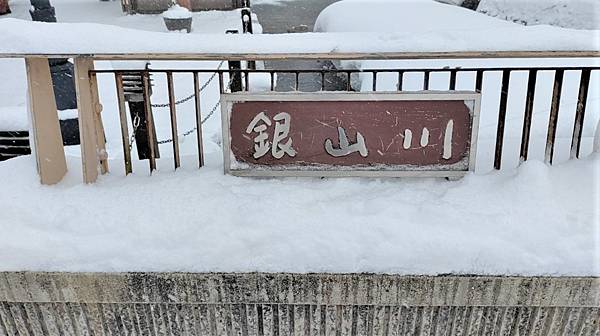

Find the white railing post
[[74, 57, 107, 183], [25, 57, 68, 185]]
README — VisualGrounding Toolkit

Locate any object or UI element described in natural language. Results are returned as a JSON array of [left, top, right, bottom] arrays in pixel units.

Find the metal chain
[[156, 100, 221, 145], [128, 114, 141, 150], [150, 92, 196, 108], [129, 61, 227, 148], [150, 60, 225, 108], [155, 74, 235, 145]]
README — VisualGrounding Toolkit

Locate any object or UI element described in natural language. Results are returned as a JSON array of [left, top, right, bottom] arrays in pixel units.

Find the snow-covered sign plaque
[[221, 92, 480, 178]]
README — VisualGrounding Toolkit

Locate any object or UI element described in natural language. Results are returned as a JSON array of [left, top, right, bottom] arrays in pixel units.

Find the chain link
[[150, 60, 225, 108], [156, 100, 221, 145], [154, 72, 236, 145], [128, 114, 141, 150]]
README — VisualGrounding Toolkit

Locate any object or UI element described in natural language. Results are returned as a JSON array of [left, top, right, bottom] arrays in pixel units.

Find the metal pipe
[[193, 72, 205, 168], [166, 72, 180, 170], [519, 70, 538, 162], [570, 69, 591, 159], [545, 70, 565, 165], [142, 71, 156, 173], [494, 70, 511, 170]]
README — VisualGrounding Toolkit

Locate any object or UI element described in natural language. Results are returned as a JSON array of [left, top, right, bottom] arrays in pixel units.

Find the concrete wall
[[0, 272, 598, 335]]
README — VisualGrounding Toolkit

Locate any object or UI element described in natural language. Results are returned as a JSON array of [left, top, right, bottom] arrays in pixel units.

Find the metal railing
[[91, 62, 599, 176], [4, 51, 598, 184]]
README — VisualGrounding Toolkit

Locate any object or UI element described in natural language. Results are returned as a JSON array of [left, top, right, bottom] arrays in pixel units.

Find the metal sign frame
[[221, 91, 481, 178]]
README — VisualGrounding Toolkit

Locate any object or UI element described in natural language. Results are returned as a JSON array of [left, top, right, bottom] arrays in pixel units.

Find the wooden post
[[25, 57, 68, 185], [74, 57, 101, 183]]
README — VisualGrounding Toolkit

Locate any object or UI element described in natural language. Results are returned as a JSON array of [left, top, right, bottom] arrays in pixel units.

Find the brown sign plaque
[[221, 92, 480, 177]]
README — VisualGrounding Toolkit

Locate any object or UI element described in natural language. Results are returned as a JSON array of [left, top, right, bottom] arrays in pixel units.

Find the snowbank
[[0, 106, 77, 131], [314, 0, 520, 32], [478, 0, 600, 30], [0, 152, 598, 275], [0, 18, 598, 56]]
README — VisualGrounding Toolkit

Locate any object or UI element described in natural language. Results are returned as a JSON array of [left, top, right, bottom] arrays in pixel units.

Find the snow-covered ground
[[0, 0, 598, 275], [1, 151, 598, 275], [478, 0, 600, 30]]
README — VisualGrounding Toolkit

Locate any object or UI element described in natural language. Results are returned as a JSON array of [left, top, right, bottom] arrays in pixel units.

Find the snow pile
[[162, 4, 193, 19], [315, 0, 600, 36], [0, 16, 598, 56], [478, 0, 600, 30], [0, 151, 597, 275], [315, 0, 517, 32], [0, 107, 77, 131]]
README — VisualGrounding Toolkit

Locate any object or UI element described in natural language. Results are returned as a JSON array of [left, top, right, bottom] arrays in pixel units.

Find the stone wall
[[0, 272, 598, 335]]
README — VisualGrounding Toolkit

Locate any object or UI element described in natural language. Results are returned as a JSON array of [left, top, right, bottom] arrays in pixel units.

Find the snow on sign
[[221, 92, 480, 178]]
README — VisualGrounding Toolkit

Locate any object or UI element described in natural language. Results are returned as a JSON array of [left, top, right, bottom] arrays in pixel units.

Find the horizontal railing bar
[[91, 66, 600, 75], [2, 50, 599, 60], [0, 145, 30, 149], [0, 136, 29, 140]]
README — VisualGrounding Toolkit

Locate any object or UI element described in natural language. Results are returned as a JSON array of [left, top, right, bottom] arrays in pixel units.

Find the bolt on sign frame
[[221, 92, 481, 178]]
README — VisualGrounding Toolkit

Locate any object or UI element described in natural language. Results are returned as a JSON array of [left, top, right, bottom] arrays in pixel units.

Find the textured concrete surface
[[0, 272, 598, 335]]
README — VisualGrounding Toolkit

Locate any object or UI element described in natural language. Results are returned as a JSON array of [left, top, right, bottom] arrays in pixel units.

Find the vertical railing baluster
[[166, 72, 180, 170], [475, 70, 484, 92], [372, 71, 377, 92], [295, 71, 299, 91], [218, 72, 225, 94], [244, 70, 250, 91], [423, 71, 430, 90], [321, 71, 326, 91], [193, 72, 205, 168], [397, 71, 404, 91], [90, 72, 109, 175], [115, 73, 133, 175], [74, 57, 101, 183], [142, 71, 156, 173], [494, 70, 511, 170], [449, 69, 457, 90], [346, 71, 351, 91], [520, 69, 538, 162], [228, 61, 243, 92], [270, 71, 275, 91], [545, 69, 564, 165], [570, 69, 591, 159]]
